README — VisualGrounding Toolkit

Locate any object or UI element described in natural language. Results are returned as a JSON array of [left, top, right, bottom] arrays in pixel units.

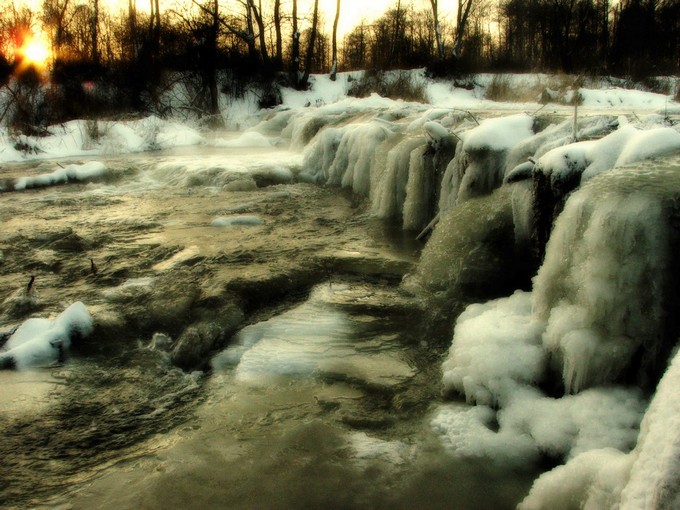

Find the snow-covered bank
[[1, 71, 678, 165], [0, 116, 204, 163]]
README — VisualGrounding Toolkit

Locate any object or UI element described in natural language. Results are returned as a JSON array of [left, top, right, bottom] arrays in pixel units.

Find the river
[[0, 144, 538, 509]]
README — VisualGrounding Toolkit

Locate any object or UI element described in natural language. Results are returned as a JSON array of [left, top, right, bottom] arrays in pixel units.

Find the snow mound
[[0, 302, 93, 369], [462, 114, 535, 152], [442, 291, 546, 406], [436, 291, 645, 465], [14, 161, 108, 190], [536, 125, 680, 186]]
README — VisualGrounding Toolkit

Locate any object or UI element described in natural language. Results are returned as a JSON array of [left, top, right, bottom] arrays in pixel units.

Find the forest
[[0, 0, 678, 127]]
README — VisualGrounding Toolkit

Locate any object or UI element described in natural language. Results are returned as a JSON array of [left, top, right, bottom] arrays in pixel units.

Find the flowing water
[[0, 144, 538, 509]]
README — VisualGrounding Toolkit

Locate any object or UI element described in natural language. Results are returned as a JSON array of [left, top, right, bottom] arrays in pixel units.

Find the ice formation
[[519, 346, 680, 510], [439, 113, 535, 207], [534, 185, 668, 393], [435, 157, 680, 504], [298, 110, 460, 230], [534, 125, 680, 187], [0, 302, 93, 369]]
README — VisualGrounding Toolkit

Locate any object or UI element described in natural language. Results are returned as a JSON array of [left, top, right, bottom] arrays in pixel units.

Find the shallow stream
[[0, 145, 538, 509]]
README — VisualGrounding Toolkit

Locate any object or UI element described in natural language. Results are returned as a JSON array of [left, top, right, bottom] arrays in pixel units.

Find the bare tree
[[299, 0, 319, 89], [41, 0, 71, 58], [389, 0, 402, 66], [291, 0, 300, 86], [91, 0, 99, 62], [429, 0, 445, 61], [274, 0, 282, 66], [454, 0, 474, 57], [330, 0, 340, 80], [128, 0, 137, 60], [248, 0, 269, 64]]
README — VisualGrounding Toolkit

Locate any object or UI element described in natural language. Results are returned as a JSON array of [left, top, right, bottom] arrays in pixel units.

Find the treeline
[[343, 0, 679, 78], [0, 0, 678, 128]]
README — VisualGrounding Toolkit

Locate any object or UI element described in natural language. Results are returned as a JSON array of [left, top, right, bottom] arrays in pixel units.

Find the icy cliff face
[[297, 107, 462, 231], [440, 114, 534, 207], [534, 177, 671, 393], [519, 344, 680, 510], [435, 156, 680, 507], [527, 124, 680, 256]]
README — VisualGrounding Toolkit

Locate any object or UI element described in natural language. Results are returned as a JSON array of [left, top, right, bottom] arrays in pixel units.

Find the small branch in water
[[529, 103, 548, 117], [90, 258, 98, 275], [450, 108, 480, 126], [416, 212, 441, 241], [27, 275, 35, 293]]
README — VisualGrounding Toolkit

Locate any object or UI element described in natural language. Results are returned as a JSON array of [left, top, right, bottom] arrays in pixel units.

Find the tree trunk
[[453, 0, 473, 58], [291, 0, 300, 87], [91, 0, 99, 63], [249, 0, 269, 65], [389, 0, 401, 67], [300, 0, 319, 89], [330, 0, 340, 80], [429, 0, 444, 61], [128, 0, 137, 60], [274, 0, 282, 67], [208, 0, 219, 117], [244, 0, 257, 60]]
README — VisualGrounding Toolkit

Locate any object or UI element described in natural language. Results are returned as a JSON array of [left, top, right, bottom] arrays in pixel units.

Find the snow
[[436, 291, 646, 466], [211, 215, 264, 227], [535, 125, 680, 186], [14, 161, 107, 190], [0, 117, 204, 163], [519, 346, 680, 510], [0, 302, 93, 369], [442, 291, 546, 407], [462, 114, 534, 152]]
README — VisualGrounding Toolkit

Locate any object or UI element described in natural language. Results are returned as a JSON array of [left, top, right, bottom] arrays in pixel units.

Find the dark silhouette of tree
[[300, 0, 319, 89], [454, 0, 474, 57], [290, 0, 300, 86], [330, 0, 340, 80], [429, 0, 445, 61], [274, 0, 282, 67]]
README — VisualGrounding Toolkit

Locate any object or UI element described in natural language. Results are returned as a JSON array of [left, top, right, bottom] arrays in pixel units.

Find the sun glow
[[17, 34, 51, 71]]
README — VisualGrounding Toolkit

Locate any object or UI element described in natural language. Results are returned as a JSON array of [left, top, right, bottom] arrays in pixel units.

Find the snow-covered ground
[[0, 71, 677, 165]]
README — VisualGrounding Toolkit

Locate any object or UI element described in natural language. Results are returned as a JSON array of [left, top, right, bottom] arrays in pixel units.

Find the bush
[[346, 70, 428, 103]]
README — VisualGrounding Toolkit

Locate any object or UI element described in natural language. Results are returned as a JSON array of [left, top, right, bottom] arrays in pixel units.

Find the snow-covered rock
[[0, 302, 93, 369]]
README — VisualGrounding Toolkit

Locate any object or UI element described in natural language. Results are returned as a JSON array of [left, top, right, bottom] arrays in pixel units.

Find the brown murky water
[[0, 147, 537, 509]]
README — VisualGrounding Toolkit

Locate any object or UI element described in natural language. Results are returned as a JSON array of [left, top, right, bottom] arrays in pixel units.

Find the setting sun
[[17, 34, 51, 71]]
